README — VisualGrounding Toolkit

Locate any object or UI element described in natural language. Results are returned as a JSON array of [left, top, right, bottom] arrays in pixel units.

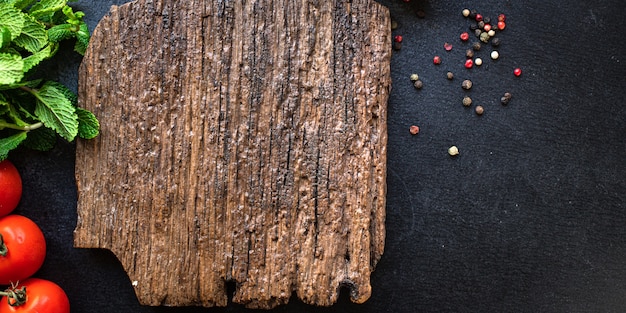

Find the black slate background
[[7, 0, 626, 312]]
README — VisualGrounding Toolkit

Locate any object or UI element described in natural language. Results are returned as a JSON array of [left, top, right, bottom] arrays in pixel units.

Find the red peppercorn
[[394, 35, 403, 43], [475, 14, 483, 22], [483, 24, 492, 32], [514, 68, 522, 76], [460, 32, 469, 41], [465, 59, 473, 69], [497, 21, 506, 30], [409, 125, 420, 135], [444, 42, 453, 51], [498, 14, 506, 22], [433, 56, 442, 65]]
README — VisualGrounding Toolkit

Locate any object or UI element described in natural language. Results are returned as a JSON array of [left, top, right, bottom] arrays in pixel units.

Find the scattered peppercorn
[[480, 31, 490, 43], [414, 79, 423, 89], [466, 49, 474, 58], [416, 10, 426, 18], [483, 23, 492, 32], [497, 21, 506, 30], [503, 92, 512, 99], [410, 73, 419, 81], [475, 105, 484, 115], [501, 92, 512, 105], [447, 72, 454, 80], [478, 21, 485, 29], [394, 35, 403, 43], [448, 146, 460, 156], [462, 79, 473, 90], [475, 57, 483, 66], [469, 23, 478, 31], [472, 42, 482, 51], [474, 29, 482, 37], [462, 8, 470, 17], [498, 13, 506, 22], [483, 16, 491, 24], [433, 56, 442, 65], [444, 42, 453, 51], [393, 41, 402, 51], [475, 13, 483, 22], [491, 37, 501, 47], [464, 59, 474, 69], [391, 20, 398, 30], [488, 29, 496, 37], [469, 9, 478, 19], [409, 125, 420, 135], [514, 68, 522, 76], [460, 32, 470, 41], [462, 96, 472, 107], [490, 50, 499, 60]]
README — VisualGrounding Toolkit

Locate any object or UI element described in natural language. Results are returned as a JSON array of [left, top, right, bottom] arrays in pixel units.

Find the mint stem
[[0, 121, 43, 132]]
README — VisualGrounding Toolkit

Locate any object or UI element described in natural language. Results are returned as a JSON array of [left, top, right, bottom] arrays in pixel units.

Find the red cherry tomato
[[0, 160, 22, 217], [0, 215, 46, 285], [0, 278, 69, 313]]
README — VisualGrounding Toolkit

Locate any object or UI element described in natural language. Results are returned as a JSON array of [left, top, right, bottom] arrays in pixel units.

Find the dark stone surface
[[8, 0, 626, 312]]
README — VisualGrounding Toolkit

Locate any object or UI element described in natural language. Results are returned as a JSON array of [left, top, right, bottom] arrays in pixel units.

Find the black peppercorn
[[472, 42, 481, 51], [474, 29, 482, 37], [469, 9, 477, 19], [414, 79, 423, 89], [462, 79, 472, 90], [469, 23, 478, 31], [483, 16, 491, 24], [466, 49, 474, 58], [491, 37, 501, 47], [478, 21, 485, 29], [501, 92, 512, 105], [447, 72, 454, 80], [416, 10, 426, 18], [393, 41, 402, 51]]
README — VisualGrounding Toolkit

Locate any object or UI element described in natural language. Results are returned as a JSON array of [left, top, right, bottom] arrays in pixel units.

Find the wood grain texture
[[74, 0, 390, 308]]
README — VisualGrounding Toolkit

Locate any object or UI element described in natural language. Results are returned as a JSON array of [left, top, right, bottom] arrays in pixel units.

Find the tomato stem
[[0, 285, 27, 307], [0, 234, 6, 257]]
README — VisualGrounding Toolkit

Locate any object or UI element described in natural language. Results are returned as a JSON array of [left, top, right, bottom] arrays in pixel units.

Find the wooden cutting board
[[74, 0, 390, 308]]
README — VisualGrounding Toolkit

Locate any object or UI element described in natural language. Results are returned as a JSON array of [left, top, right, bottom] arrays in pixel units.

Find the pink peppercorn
[[497, 21, 506, 30], [409, 125, 420, 135], [465, 59, 473, 69], [433, 56, 442, 64], [498, 14, 506, 22], [514, 68, 522, 76], [394, 35, 403, 43], [475, 14, 483, 22], [483, 24, 492, 32], [460, 32, 469, 41], [444, 42, 453, 51]]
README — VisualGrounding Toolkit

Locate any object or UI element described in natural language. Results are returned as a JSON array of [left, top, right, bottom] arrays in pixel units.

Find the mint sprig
[[0, 0, 98, 160]]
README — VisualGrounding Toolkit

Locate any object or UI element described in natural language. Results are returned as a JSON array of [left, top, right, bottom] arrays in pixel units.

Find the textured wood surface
[[74, 0, 390, 308]]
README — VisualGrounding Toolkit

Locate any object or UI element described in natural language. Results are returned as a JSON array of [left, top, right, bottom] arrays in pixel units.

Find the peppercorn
[[475, 105, 484, 115], [394, 35, 403, 43], [410, 73, 419, 81], [447, 72, 454, 80], [480, 31, 490, 43], [462, 79, 472, 90], [469, 23, 478, 31], [478, 21, 485, 29], [469, 9, 478, 19], [444, 42, 453, 51], [391, 20, 398, 30], [498, 13, 506, 22], [514, 68, 522, 76], [488, 29, 496, 37], [503, 92, 512, 99], [490, 50, 499, 60], [393, 41, 402, 51], [462, 8, 470, 17], [474, 58, 483, 66], [416, 10, 426, 18], [466, 49, 474, 58], [475, 13, 483, 22], [472, 42, 481, 51], [483, 16, 491, 24], [414, 79, 423, 89], [491, 37, 501, 47], [497, 21, 506, 30], [448, 146, 459, 156], [462, 96, 472, 107], [464, 59, 473, 69], [460, 32, 470, 41], [474, 29, 482, 37], [433, 56, 442, 65], [409, 125, 420, 135], [483, 23, 492, 32]]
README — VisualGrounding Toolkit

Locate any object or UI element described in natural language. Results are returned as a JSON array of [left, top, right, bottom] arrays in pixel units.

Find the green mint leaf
[[28, 0, 67, 20], [0, 78, 41, 90], [32, 81, 78, 141], [76, 107, 99, 139], [22, 43, 53, 73], [0, 131, 27, 160], [13, 0, 38, 10], [0, 53, 24, 85], [13, 14, 48, 53], [22, 125, 56, 151], [73, 22, 89, 55], [0, 26, 11, 50], [0, 3, 25, 40], [47, 23, 74, 42], [0, 94, 9, 116], [43, 80, 76, 106]]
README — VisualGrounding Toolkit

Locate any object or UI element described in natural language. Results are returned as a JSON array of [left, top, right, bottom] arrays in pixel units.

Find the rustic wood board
[[74, 0, 391, 308]]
